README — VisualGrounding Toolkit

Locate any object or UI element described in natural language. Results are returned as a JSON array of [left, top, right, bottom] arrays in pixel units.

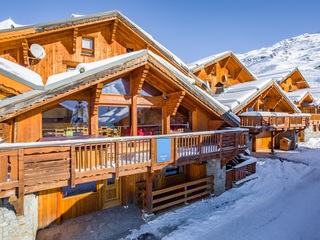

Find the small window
[[82, 37, 94, 56], [165, 165, 184, 177], [126, 47, 134, 53]]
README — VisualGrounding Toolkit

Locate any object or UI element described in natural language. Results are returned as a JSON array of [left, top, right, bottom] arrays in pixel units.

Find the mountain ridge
[[237, 32, 320, 86]]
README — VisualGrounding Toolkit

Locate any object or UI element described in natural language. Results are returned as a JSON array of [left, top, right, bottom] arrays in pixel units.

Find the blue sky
[[1, 1, 320, 63]]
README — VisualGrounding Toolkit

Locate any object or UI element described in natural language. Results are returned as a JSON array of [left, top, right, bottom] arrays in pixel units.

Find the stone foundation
[[206, 159, 226, 196], [0, 194, 38, 240]]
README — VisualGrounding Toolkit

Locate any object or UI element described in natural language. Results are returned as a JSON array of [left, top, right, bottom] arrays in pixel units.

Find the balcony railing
[[239, 112, 310, 133], [0, 129, 248, 202], [310, 114, 320, 125]]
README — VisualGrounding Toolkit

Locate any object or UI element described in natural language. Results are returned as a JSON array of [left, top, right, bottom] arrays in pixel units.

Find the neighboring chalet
[[258, 68, 320, 141], [189, 55, 310, 152], [0, 11, 254, 239], [188, 51, 256, 93]]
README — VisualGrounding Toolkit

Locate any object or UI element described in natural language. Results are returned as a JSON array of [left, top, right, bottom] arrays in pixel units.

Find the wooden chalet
[[258, 68, 320, 141], [0, 11, 252, 236]]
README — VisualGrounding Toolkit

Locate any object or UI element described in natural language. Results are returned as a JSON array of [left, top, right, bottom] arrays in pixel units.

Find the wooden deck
[[239, 112, 310, 134], [0, 129, 248, 214]]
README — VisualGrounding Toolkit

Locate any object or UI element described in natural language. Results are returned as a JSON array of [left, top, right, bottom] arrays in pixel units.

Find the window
[[42, 100, 89, 137], [82, 37, 94, 56], [165, 165, 184, 177], [98, 106, 130, 136], [102, 76, 130, 95]]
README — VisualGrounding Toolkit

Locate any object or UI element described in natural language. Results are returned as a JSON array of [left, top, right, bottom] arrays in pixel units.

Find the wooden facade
[[189, 51, 256, 93], [0, 10, 251, 231]]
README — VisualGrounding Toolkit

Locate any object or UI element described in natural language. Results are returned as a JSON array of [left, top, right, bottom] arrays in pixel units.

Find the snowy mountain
[[237, 33, 320, 87]]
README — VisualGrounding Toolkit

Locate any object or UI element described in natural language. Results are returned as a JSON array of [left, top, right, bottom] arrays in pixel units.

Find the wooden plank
[[26, 181, 68, 194], [24, 173, 70, 185], [0, 181, 19, 190], [71, 145, 76, 187], [0, 156, 8, 182], [0, 189, 16, 198], [74, 173, 113, 184], [23, 152, 70, 163], [24, 146, 70, 155]]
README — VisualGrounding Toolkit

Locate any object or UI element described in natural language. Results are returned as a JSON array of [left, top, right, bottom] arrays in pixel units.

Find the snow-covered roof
[[187, 51, 231, 70], [213, 78, 301, 114], [286, 89, 312, 103], [239, 111, 310, 117], [0, 18, 25, 30], [188, 51, 257, 80], [257, 67, 310, 87], [0, 50, 239, 126], [0, 57, 44, 89]]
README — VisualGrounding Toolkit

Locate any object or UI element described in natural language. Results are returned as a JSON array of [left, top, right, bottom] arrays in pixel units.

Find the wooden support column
[[131, 66, 149, 136], [254, 100, 259, 111], [271, 131, 275, 155], [90, 83, 103, 135], [192, 109, 198, 132], [162, 104, 170, 134], [132, 95, 137, 136], [145, 171, 153, 214]]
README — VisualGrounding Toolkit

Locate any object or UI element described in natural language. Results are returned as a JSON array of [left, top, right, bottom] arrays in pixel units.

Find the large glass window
[[137, 107, 162, 135], [139, 81, 162, 97], [170, 106, 191, 133], [98, 106, 130, 136], [42, 100, 89, 137], [102, 76, 130, 95]]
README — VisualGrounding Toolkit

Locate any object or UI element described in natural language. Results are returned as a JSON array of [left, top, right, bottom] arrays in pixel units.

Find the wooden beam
[[166, 91, 185, 116], [73, 28, 78, 53], [91, 83, 103, 115], [272, 96, 284, 109], [110, 19, 119, 44], [261, 86, 273, 100], [62, 60, 81, 68], [132, 65, 150, 95], [21, 39, 29, 67]]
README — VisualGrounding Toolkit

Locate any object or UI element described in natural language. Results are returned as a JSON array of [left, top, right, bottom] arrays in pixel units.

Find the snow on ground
[[122, 138, 320, 240]]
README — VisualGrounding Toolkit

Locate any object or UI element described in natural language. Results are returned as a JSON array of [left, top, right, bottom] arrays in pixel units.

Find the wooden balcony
[[0, 129, 248, 212], [310, 114, 320, 125], [239, 112, 310, 134]]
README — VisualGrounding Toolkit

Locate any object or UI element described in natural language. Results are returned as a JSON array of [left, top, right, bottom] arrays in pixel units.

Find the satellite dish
[[30, 44, 46, 59]]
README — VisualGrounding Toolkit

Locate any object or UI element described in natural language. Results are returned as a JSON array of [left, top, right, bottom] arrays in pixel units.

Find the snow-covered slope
[[237, 33, 320, 87]]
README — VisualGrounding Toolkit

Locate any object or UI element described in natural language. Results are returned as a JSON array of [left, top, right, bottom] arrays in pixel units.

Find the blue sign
[[156, 138, 171, 163]]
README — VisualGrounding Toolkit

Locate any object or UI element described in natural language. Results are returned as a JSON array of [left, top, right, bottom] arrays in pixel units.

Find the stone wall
[[0, 194, 38, 240], [206, 158, 226, 196]]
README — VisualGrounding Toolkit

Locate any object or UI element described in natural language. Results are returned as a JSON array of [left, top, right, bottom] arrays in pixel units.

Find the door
[[103, 177, 121, 208]]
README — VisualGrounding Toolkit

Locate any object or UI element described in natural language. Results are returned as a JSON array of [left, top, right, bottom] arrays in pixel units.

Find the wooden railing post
[[16, 148, 24, 215], [70, 145, 76, 188], [0, 154, 7, 183], [115, 142, 120, 180], [150, 139, 156, 173], [199, 135, 203, 163]]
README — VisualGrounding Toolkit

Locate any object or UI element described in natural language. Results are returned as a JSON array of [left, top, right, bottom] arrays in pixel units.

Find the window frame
[[81, 37, 94, 56]]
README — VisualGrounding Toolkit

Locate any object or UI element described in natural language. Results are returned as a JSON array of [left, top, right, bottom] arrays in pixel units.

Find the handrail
[[0, 128, 248, 150]]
